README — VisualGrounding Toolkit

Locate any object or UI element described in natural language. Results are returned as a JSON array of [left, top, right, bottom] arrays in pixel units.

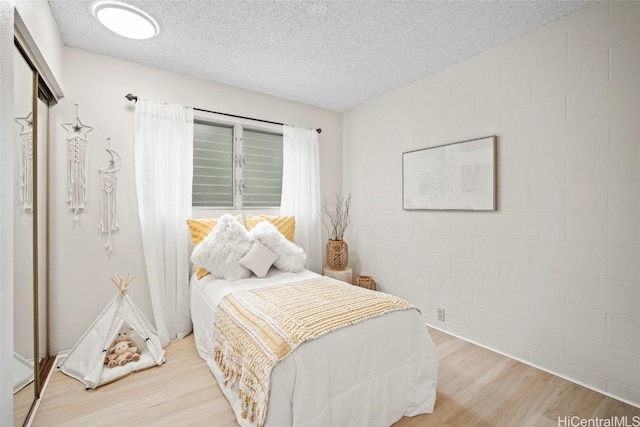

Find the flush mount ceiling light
[[94, 2, 158, 40]]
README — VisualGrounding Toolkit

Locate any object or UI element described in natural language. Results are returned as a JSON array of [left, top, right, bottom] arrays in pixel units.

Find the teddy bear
[[113, 326, 135, 344], [105, 339, 140, 368], [104, 326, 141, 368]]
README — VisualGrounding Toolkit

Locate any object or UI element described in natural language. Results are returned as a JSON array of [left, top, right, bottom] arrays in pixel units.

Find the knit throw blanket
[[213, 276, 415, 427]]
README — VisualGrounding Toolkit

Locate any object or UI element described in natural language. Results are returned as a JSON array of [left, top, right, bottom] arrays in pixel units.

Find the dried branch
[[321, 194, 352, 240]]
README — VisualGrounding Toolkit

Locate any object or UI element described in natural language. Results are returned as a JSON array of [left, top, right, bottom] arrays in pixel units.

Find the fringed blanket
[[213, 276, 415, 427]]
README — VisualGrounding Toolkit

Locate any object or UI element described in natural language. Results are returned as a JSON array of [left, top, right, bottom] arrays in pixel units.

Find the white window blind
[[192, 121, 234, 207], [242, 129, 283, 208], [192, 121, 283, 208]]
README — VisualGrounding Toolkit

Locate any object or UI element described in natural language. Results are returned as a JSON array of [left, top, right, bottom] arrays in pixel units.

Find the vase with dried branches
[[322, 194, 352, 271]]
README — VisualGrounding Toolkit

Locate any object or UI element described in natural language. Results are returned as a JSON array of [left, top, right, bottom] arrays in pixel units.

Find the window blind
[[242, 129, 283, 208], [192, 122, 233, 207]]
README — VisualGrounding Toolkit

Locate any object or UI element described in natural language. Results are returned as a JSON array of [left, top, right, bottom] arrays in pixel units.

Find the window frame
[[192, 111, 283, 210]]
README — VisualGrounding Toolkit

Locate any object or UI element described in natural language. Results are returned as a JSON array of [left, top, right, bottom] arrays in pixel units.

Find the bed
[[190, 268, 439, 427]]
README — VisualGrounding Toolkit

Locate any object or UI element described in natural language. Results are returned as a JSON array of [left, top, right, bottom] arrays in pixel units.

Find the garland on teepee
[[61, 104, 93, 222], [14, 112, 33, 211], [99, 139, 121, 254]]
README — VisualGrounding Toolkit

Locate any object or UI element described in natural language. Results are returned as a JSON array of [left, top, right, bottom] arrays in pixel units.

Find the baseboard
[[425, 321, 640, 410]]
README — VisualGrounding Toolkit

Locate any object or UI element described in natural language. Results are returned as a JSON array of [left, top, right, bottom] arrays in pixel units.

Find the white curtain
[[281, 126, 322, 273], [135, 99, 193, 347]]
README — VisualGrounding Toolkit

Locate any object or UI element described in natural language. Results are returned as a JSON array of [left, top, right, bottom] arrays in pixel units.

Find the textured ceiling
[[48, 0, 598, 112]]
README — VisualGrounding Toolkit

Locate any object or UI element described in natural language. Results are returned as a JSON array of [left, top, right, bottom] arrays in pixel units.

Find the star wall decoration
[[14, 111, 33, 133], [14, 111, 34, 211], [61, 104, 93, 222], [61, 116, 93, 140]]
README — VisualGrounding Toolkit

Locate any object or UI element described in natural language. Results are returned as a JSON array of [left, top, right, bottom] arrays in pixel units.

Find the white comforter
[[190, 269, 439, 427]]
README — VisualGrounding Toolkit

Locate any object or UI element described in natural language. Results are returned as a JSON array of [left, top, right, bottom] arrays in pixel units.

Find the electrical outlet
[[437, 308, 445, 322]]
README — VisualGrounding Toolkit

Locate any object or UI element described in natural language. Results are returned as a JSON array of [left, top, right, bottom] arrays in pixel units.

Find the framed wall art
[[402, 136, 496, 211]]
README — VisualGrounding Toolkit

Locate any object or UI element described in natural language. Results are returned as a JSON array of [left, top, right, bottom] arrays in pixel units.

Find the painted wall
[[343, 1, 640, 406], [49, 47, 343, 352], [0, 2, 16, 424]]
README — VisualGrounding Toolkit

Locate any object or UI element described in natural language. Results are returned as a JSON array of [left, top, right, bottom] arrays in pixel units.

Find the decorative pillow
[[238, 241, 279, 278], [186, 218, 218, 245], [249, 221, 306, 272], [186, 215, 244, 245], [190, 214, 253, 281], [245, 214, 295, 242], [186, 215, 244, 279]]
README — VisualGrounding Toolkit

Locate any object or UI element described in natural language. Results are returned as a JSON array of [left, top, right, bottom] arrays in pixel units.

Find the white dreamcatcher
[[61, 105, 93, 222], [14, 112, 33, 211], [99, 140, 121, 253]]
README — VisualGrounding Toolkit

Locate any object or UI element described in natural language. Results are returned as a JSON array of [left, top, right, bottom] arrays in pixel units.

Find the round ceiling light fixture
[[94, 2, 159, 40]]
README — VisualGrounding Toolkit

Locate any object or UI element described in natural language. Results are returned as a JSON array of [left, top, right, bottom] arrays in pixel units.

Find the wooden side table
[[323, 267, 353, 284]]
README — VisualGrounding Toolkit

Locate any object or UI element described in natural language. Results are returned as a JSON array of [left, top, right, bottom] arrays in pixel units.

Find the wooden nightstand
[[322, 267, 353, 284]]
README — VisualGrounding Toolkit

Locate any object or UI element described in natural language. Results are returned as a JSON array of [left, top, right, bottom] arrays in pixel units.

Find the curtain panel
[[281, 126, 322, 273], [134, 99, 193, 347]]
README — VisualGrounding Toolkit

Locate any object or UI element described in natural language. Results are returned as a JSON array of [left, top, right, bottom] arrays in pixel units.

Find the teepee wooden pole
[[110, 274, 120, 290], [110, 273, 134, 296]]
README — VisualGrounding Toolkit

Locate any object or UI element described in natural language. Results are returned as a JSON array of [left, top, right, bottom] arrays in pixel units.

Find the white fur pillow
[[239, 241, 279, 278], [250, 221, 306, 272], [191, 214, 253, 281]]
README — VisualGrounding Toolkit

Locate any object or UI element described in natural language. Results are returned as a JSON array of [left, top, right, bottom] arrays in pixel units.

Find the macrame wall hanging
[[14, 112, 33, 211], [98, 138, 121, 254], [61, 105, 93, 222]]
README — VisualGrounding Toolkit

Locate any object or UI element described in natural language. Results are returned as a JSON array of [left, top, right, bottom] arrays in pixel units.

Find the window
[[192, 120, 283, 208], [192, 121, 234, 207]]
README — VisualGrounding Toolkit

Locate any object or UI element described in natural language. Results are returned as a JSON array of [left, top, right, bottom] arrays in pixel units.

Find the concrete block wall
[[343, 1, 639, 406]]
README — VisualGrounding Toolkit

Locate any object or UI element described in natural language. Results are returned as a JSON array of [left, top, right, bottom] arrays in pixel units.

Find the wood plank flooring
[[33, 328, 640, 426], [14, 383, 35, 427]]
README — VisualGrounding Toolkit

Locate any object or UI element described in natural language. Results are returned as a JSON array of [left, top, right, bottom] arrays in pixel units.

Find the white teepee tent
[[59, 274, 165, 389]]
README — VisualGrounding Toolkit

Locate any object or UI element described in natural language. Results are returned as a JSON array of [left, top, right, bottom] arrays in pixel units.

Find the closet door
[[13, 42, 36, 427], [13, 40, 55, 427], [35, 83, 54, 394]]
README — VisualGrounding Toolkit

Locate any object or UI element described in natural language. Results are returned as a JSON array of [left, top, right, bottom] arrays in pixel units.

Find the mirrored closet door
[[13, 40, 54, 427]]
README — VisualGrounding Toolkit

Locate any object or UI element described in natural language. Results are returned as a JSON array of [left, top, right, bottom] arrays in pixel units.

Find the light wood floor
[[14, 382, 34, 427], [33, 328, 640, 427]]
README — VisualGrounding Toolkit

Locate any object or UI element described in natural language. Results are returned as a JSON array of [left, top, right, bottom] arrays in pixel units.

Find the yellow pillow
[[245, 214, 295, 242], [186, 215, 244, 279], [186, 218, 219, 246]]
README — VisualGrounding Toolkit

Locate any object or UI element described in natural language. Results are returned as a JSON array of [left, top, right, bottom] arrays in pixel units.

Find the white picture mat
[[403, 136, 496, 210]]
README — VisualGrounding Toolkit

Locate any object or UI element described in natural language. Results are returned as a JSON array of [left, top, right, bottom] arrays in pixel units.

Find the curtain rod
[[125, 94, 321, 134]]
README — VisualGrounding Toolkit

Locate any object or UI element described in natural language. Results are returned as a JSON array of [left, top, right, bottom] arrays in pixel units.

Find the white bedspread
[[190, 269, 439, 427]]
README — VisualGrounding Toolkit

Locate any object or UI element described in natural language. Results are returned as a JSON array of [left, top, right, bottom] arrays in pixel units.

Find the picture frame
[[402, 136, 496, 211]]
